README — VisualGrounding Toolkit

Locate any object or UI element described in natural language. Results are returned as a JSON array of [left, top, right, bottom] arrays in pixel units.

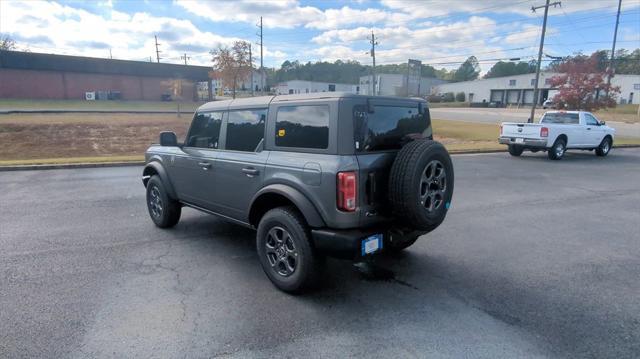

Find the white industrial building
[[359, 74, 448, 97], [275, 80, 358, 95], [433, 72, 640, 105]]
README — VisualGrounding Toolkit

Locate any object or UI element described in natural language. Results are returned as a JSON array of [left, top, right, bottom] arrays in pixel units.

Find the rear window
[[225, 109, 266, 152], [275, 105, 329, 149], [354, 105, 430, 152], [540, 112, 579, 124]]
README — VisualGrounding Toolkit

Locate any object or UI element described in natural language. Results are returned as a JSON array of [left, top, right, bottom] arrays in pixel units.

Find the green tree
[[453, 56, 480, 82], [485, 61, 535, 78]]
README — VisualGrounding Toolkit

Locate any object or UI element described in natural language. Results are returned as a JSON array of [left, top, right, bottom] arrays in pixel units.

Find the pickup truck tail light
[[540, 127, 549, 137], [337, 171, 357, 212]]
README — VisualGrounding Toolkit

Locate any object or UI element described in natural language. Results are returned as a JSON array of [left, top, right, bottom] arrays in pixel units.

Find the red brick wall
[[0, 68, 198, 101]]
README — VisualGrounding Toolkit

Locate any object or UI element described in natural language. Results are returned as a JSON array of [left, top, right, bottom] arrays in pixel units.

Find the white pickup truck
[[499, 111, 616, 160]]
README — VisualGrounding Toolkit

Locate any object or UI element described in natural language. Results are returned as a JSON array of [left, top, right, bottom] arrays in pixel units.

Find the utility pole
[[529, 0, 561, 123], [154, 35, 161, 63], [181, 53, 190, 65], [606, 0, 622, 97], [257, 16, 264, 93], [249, 44, 254, 96], [109, 48, 112, 59], [368, 31, 378, 96]]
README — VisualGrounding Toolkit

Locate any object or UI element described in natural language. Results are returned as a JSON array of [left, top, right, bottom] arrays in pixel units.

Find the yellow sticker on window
[[278, 129, 285, 137]]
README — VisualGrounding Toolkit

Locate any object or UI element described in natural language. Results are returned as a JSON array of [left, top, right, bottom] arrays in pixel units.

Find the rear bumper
[[312, 226, 386, 259], [499, 137, 548, 148]]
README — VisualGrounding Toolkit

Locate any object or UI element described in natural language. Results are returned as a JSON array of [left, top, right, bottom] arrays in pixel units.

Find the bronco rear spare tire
[[388, 140, 454, 232]]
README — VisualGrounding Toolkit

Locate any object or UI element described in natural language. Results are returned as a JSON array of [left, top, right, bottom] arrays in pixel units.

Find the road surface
[[1, 149, 639, 358]]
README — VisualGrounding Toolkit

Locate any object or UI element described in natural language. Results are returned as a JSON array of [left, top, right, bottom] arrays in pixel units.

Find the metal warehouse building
[[0, 50, 213, 101], [359, 74, 448, 97], [275, 80, 358, 95], [433, 72, 640, 105]]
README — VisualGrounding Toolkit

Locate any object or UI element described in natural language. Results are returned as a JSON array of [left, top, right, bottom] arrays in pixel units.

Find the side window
[[275, 105, 329, 149], [226, 109, 266, 152], [187, 112, 222, 149], [584, 114, 599, 126]]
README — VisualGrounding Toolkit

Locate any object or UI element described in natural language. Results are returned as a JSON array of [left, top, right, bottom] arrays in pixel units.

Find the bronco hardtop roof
[[197, 92, 426, 112]]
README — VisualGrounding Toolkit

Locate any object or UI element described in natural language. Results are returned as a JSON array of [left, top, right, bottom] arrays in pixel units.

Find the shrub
[[427, 94, 442, 103], [455, 92, 466, 102], [442, 92, 455, 102]]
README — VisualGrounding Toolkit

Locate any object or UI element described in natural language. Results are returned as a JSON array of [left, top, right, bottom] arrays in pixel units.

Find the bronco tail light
[[540, 127, 549, 137], [337, 171, 357, 212]]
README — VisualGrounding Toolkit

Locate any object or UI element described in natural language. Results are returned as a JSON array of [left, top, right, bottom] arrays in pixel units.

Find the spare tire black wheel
[[388, 140, 454, 232]]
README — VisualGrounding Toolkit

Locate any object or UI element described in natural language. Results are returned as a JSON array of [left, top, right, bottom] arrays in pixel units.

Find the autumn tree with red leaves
[[210, 41, 252, 99], [549, 53, 620, 111]]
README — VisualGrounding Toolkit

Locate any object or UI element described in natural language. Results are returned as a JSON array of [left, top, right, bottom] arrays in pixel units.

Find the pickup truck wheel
[[389, 140, 454, 232], [595, 137, 612, 156], [146, 175, 181, 228], [547, 138, 566, 160], [508, 145, 524, 156], [256, 206, 321, 293]]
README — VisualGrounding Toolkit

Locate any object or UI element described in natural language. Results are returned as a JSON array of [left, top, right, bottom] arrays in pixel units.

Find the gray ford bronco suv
[[143, 92, 454, 292]]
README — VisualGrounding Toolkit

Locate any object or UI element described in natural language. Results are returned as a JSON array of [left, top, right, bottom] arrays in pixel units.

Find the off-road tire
[[595, 137, 612, 157], [548, 138, 566, 160], [508, 145, 524, 156], [256, 206, 322, 293], [388, 139, 454, 232], [146, 175, 181, 228]]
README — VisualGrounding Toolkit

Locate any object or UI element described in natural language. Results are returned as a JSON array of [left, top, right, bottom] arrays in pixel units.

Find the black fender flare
[[142, 161, 177, 199], [250, 184, 326, 228]]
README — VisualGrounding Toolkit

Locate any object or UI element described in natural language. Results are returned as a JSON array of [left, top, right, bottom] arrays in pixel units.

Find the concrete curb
[[0, 161, 144, 172], [1, 145, 638, 171]]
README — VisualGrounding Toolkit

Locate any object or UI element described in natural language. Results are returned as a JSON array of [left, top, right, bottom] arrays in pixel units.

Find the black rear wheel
[[256, 206, 322, 293], [548, 138, 566, 160], [508, 145, 524, 156]]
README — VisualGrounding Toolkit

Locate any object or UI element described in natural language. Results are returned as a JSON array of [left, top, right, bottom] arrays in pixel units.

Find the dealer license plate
[[362, 234, 383, 255], [515, 138, 524, 144]]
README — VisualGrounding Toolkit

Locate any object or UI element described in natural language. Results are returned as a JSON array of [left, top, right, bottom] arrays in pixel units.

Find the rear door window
[[540, 113, 579, 124], [354, 105, 430, 152], [225, 109, 266, 152], [275, 105, 329, 149], [187, 112, 223, 149]]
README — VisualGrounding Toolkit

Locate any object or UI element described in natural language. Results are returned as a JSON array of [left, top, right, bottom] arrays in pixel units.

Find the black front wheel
[[256, 206, 322, 293], [146, 175, 181, 228], [595, 137, 612, 157]]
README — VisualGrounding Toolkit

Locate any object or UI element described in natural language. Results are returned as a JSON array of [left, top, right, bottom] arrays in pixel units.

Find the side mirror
[[599, 120, 606, 126], [159, 131, 178, 146]]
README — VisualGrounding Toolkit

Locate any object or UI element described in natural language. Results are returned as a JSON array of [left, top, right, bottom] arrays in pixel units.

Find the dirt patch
[[0, 113, 189, 160]]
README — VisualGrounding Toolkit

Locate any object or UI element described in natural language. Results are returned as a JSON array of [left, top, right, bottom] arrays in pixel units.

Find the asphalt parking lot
[[1, 148, 639, 358]]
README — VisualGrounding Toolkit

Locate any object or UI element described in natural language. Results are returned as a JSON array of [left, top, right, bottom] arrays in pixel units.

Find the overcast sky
[[1, 0, 639, 73]]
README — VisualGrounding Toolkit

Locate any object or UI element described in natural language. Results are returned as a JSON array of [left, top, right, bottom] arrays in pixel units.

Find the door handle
[[198, 161, 212, 170], [242, 167, 259, 176]]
